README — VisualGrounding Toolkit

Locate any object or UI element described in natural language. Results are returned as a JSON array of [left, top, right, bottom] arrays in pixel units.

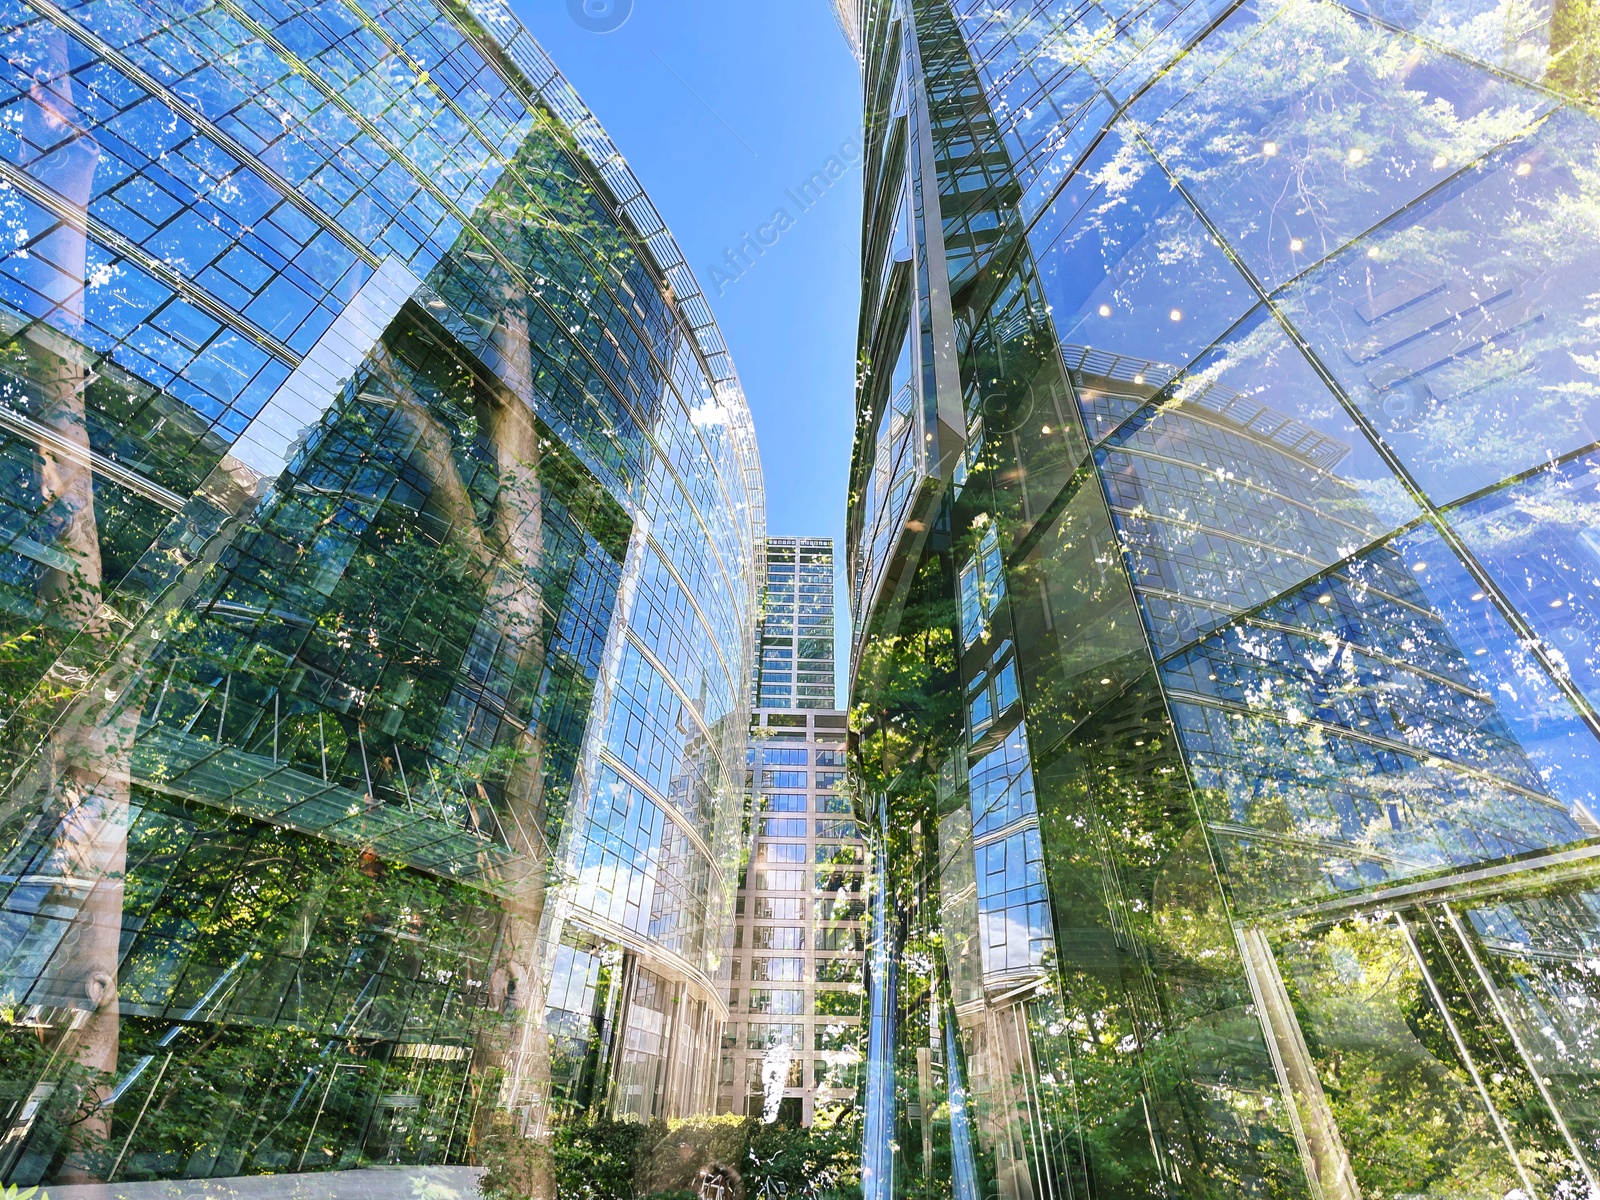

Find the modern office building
[[0, 0, 762, 1192], [843, 0, 1600, 1198], [722, 536, 864, 1126], [719, 707, 859, 1128], [755, 536, 838, 711]]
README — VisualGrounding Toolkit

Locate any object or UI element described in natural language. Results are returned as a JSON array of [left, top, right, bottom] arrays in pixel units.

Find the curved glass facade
[[0, 0, 762, 1188], [847, 0, 1600, 1197]]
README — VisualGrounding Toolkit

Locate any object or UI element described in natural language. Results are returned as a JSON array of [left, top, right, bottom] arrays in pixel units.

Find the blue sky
[[516, 1, 864, 660]]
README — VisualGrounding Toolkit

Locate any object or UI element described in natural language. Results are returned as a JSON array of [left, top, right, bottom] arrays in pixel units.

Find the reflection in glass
[[1282, 109, 1600, 505], [1137, 0, 1552, 293], [1035, 127, 1255, 382], [1452, 449, 1600, 717], [1168, 523, 1600, 909], [1099, 306, 1418, 654], [0, 0, 762, 1191], [848, 0, 1600, 1195]]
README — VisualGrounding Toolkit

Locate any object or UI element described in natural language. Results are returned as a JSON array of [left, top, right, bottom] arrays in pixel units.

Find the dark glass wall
[[0, 0, 762, 1189], [844, 0, 1600, 1196]]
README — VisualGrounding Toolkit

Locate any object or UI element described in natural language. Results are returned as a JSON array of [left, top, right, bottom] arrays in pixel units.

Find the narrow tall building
[[755, 536, 839, 711], [722, 537, 865, 1126], [0, 2, 762, 1193], [843, 1, 1600, 1198]]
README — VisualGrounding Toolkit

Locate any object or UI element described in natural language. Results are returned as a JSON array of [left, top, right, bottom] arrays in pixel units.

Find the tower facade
[[845, 0, 1600, 1197], [720, 707, 860, 1128], [724, 535, 864, 1127], [0, 0, 762, 1190], [755, 536, 838, 711]]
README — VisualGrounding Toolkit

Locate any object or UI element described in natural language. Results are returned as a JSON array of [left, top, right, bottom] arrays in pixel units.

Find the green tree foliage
[[744, 1114, 862, 1200], [551, 1117, 652, 1200], [500, 1113, 864, 1200]]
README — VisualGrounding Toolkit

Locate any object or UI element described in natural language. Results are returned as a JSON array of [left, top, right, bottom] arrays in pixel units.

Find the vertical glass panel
[[969, 720, 1037, 837], [958, 523, 1004, 648], [1266, 915, 1534, 1199], [1023, 673, 1304, 1197], [1457, 879, 1600, 1176], [1280, 107, 1600, 505], [963, 260, 1092, 521], [852, 323, 920, 629], [1009, 472, 1150, 757], [974, 825, 1052, 977], [938, 791, 984, 1010]]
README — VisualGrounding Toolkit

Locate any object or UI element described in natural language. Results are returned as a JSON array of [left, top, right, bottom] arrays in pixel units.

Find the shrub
[[550, 1115, 653, 1200]]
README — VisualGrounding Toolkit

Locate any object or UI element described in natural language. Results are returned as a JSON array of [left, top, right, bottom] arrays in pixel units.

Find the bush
[[550, 1115, 654, 1200], [477, 1107, 860, 1199], [744, 1111, 861, 1200]]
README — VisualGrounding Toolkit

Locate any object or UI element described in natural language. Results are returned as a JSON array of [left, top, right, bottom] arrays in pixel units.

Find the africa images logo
[[709, 136, 863, 296], [567, 0, 632, 33]]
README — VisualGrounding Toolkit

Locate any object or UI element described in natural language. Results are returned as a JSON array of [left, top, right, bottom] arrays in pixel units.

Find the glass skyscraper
[[756, 536, 837, 711], [721, 707, 859, 1129], [722, 535, 864, 1128], [0, 0, 762, 1191], [844, 0, 1600, 1197]]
